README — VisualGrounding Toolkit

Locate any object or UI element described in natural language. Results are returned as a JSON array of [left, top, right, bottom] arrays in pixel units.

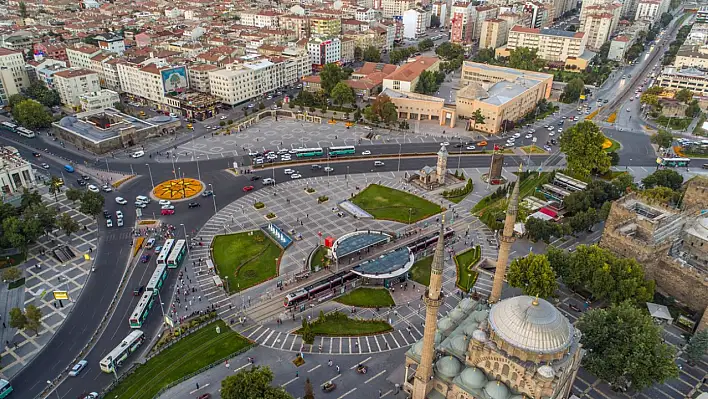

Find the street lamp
[[145, 163, 155, 190], [208, 183, 217, 214], [47, 381, 60, 399], [397, 143, 402, 172], [180, 223, 190, 256]]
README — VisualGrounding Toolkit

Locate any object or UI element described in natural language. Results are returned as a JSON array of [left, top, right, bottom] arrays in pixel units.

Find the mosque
[[404, 168, 585, 399]]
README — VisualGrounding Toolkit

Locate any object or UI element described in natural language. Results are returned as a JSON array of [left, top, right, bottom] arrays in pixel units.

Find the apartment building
[[608, 35, 633, 61], [79, 89, 120, 111], [381, 0, 415, 18], [95, 33, 126, 56], [310, 17, 342, 36], [501, 26, 587, 62], [35, 63, 69, 89], [282, 46, 312, 80], [0, 48, 30, 96], [188, 63, 222, 93], [279, 15, 310, 39], [53, 68, 101, 109], [450, 2, 474, 44], [523, 1, 550, 28], [431, 1, 448, 27], [341, 38, 356, 63], [240, 10, 281, 28], [499, 11, 531, 30], [66, 44, 102, 70], [698, 5, 708, 23], [403, 8, 430, 39], [382, 56, 440, 92], [307, 37, 342, 69], [479, 19, 508, 50], [356, 7, 382, 22], [457, 61, 553, 134], [471, 5, 500, 41], [88, 53, 122, 92], [0, 68, 19, 106], [657, 67, 708, 96], [208, 57, 298, 105], [117, 59, 189, 111], [635, 0, 662, 22], [581, 12, 615, 51]]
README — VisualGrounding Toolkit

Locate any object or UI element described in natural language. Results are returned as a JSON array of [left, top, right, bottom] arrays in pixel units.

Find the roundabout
[[151, 177, 204, 200]]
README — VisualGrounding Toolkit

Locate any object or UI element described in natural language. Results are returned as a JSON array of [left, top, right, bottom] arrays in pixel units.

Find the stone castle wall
[[682, 176, 708, 211], [652, 257, 708, 313]]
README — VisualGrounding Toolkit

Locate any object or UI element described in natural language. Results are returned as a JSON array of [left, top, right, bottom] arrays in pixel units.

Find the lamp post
[[47, 381, 60, 399], [171, 153, 177, 178], [145, 163, 155, 190], [397, 143, 402, 172], [105, 158, 111, 173], [180, 223, 190, 256], [208, 183, 217, 214], [457, 136, 463, 170]]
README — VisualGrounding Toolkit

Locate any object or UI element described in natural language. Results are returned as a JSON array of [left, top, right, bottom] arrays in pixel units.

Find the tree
[[650, 129, 673, 149], [365, 95, 398, 125], [645, 86, 664, 95], [303, 378, 315, 399], [430, 14, 440, 28], [640, 186, 680, 204], [258, 102, 265, 110], [435, 42, 464, 60], [26, 81, 61, 107], [354, 46, 363, 62], [685, 330, 708, 365], [418, 38, 434, 52], [608, 151, 620, 166], [219, 121, 226, 127], [221, 366, 293, 399], [1, 267, 22, 283], [2, 217, 27, 253], [577, 302, 678, 391], [79, 191, 105, 217], [674, 88, 693, 103], [65, 188, 82, 202], [473, 48, 496, 63], [330, 82, 355, 107], [24, 304, 42, 335], [525, 217, 566, 243], [57, 212, 80, 238], [560, 78, 584, 103], [470, 108, 485, 132], [685, 99, 701, 118], [362, 46, 381, 62], [639, 93, 660, 107], [506, 253, 558, 298], [9, 308, 26, 330], [660, 12, 673, 27], [26, 203, 57, 237], [508, 47, 545, 71], [8, 94, 27, 109], [566, 24, 577, 31], [319, 63, 348, 96], [48, 176, 62, 201], [11, 99, 53, 130], [389, 49, 406, 64], [559, 121, 611, 178], [301, 318, 315, 344], [19, 1, 28, 18], [642, 169, 683, 191], [20, 188, 42, 211], [414, 70, 444, 95]]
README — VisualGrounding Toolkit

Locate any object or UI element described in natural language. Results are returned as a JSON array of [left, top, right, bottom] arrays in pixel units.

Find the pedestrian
[[336, 365, 340, 374], [198, 295, 201, 302], [379, 389, 382, 397], [296, 371, 299, 378], [328, 359, 333, 367], [196, 382, 200, 389]]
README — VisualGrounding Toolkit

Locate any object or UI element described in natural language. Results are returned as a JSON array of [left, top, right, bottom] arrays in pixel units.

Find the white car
[[266, 153, 278, 160], [135, 201, 147, 208], [362, 126, 373, 131], [41, 163, 50, 169], [159, 200, 171, 206], [131, 150, 145, 158], [524, 133, 533, 139], [374, 161, 385, 166], [532, 137, 538, 143], [115, 210, 124, 219], [324, 166, 334, 172], [280, 155, 291, 161], [548, 126, 555, 130], [115, 197, 127, 205], [441, 142, 450, 146], [512, 133, 521, 139], [558, 128, 563, 133], [284, 169, 295, 175], [254, 158, 264, 164], [206, 126, 212, 130], [87, 184, 100, 193], [291, 173, 302, 179], [161, 205, 175, 210], [220, 115, 227, 120], [106, 219, 113, 228], [248, 150, 259, 156], [277, 149, 289, 155], [544, 145, 553, 151], [102, 184, 112, 192], [465, 145, 476, 150], [361, 150, 371, 155], [69, 360, 87, 377], [548, 131, 555, 136], [248, 103, 255, 108]]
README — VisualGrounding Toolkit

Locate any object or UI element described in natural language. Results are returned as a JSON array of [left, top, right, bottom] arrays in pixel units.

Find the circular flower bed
[[153, 178, 204, 200]]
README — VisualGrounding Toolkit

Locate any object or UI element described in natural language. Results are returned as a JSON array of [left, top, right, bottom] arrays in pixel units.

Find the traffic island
[[334, 287, 395, 308], [350, 184, 442, 224], [105, 320, 253, 399], [455, 246, 481, 292], [295, 311, 392, 337], [212, 231, 283, 293], [152, 178, 204, 201]]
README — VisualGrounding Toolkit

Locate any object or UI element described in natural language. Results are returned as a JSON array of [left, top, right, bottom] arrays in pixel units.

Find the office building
[[54, 68, 102, 109], [79, 89, 120, 111], [657, 67, 708, 96], [499, 26, 587, 62]]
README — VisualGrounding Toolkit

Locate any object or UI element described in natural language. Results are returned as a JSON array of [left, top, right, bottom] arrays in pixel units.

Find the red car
[[161, 209, 175, 215], [243, 185, 254, 192]]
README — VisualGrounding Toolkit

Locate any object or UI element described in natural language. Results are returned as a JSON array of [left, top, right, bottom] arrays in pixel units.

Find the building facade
[[382, 56, 440, 92], [54, 68, 101, 109], [79, 89, 120, 111], [0, 146, 36, 197], [66, 44, 102, 70], [0, 48, 30, 96], [208, 57, 301, 105], [479, 19, 508, 50], [307, 37, 342, 69], [403, 8, 429, 39], [502, 26, 587, 62], [657, 67, 708, 96]]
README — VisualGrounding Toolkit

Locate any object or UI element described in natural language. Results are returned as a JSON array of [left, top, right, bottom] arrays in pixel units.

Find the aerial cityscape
[[0, 0, 706, 397]]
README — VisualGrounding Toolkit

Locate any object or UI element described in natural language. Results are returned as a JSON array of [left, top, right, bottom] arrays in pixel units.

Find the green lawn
[[212, 231, 283, 293], [310, 245, 329, 272], [455, 246, 481, 292], [410, 256, 432, 286], [351, 184, 442, 223], [335, 287, 395, 308], [297, 315, 392, 336], [108, 320, 253, 399], [8, 277, 25, 290]]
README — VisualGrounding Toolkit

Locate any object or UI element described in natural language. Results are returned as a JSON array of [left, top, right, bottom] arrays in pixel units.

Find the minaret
[[489, 165, 522, 303], [436, 144, 448, 185], [412, 218, 447, 399]]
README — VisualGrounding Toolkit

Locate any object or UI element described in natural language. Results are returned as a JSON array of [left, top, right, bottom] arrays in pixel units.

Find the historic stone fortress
[[600, 176, 708, 331]]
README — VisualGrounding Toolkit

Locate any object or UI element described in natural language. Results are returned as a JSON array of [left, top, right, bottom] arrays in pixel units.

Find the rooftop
[[385, 56, 440, 82], [352, 247, 414, 279], [54, 108, 176, 144], [54, 68, 96, 79], [333, 231, 391, 259]]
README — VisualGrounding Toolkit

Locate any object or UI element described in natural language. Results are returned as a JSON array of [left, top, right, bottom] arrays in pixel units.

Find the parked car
[[243, 185, 254, 192], [131, 150, 145, 158], [135, 201, 147, 208], [159, 200, 171, 206], [77, 179, 87, 186], [140, 254, 151, 263], [87, 184, 100, 193], [161, 205, 175, 210], [106, 219, 113, 228], [188, 202, 201, 208], [115, 197, 127, 205]]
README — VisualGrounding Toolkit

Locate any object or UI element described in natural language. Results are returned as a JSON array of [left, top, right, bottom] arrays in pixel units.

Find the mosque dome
[[435, 356, 462, 379], [438, 316, 454, 332], [537, 365, 555, 379], [472, 329, 488, 342], [449, 308, 465, 321], [411, 340, 424, 357], [471, 309, 489, 323], [449, 334, 468, 353], [458, 297, 475, 311], [459, 367, 487, 389], [435, 330, 443, 345], [484, 380, 511, 399], [463, 321, 480, 336], [488, 296, 573, 354]]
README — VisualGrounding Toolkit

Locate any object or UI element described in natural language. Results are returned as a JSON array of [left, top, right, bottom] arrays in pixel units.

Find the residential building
[[499, 11, 531, 31], [35, 63, 69, 89], [341, 38, 356, 63], [95, 33, 126, 56], [356, 7, 382, 22], [310, 17, 342, 36], [373, 21, 397, 51], [657, 67, 708, 96], [280, 15, 310, 39], [188, 63, 222, 93], [32, 43, 68, 62], [282, 46, 312, 80], [381, 0, 416, 18], [0, 48, 30, 94], [208, 57, 300, 105], [382, 56, 440, 92], [0, 32, 34, 53], [500, 26, 587, 62], [89, 53, 121, 92], [307, 37, 342, 69], [471, 5, 500, 41], [79, 89, 120, 111], [0, 68, 20, 106], [117, 59, 189, 112], [635, 0, 662, 22], [523, 1, 550, 28], [240, 10, 280, 28], [674, 47, 708, 69], [403, 8, 429, 39], [697, 4, 708, 23], [608, 35, 633, 61], [66, 44, 102, 70], [581, 12, 615, 51], [0, 146, 36, 196], [450, 2, 474, 44], [457, 61, 552, 134], [479, 19, 508, 49], [53, 68, 101, 109], [431, 2, 448, 27]]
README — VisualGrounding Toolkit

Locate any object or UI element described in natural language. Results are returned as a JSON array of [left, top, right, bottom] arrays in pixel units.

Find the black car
[[32, 152, 41, 157], [311, 164, 322, 169], [250, 176, 261, 181], [550, 139, 557, 145], [454, 143, 463, 148], [77, 179, 87, 186], [81, 174, 90, 180], [201, 190, 213, 197], [188, 202, 201, 208], [103, 210, 111, 219]]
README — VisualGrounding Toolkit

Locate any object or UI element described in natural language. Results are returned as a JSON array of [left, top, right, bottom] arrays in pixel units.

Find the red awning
[[539, 207, 558, 218]]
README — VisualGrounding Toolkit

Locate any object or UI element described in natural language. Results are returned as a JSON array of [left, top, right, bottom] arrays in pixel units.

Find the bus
[[156, 238, 175, 266], [657, 157, 691, 167], [146, 263, 168, 294], [294, 148, 324, 157], [99, 330, 145, 373], [166, 239, 186, 269], [16, 127, 35, 138], [129, 292, 155, 328], [0, 122, 18, 133], [328, 146, 355, 156], [0, 379, 12, 399]]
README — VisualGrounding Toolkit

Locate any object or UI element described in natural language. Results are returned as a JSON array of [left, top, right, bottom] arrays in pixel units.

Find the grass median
[[108, 320, 253, 399], [455, 246, 481, 292], [335, 287, 395, 308], [212, 231, 283, 293], [297, 311, 392, 336], [351, 184, 442, 224], [409, 256, 432, 286]]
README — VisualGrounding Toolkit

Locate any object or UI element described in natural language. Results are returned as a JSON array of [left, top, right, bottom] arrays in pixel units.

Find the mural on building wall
[[161, 66, 188, 94]]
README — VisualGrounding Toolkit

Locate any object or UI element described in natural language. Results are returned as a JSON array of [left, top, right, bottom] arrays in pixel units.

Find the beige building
[[209, 57, 301, 105], [382, 56, 440, 93], [674, 47, 708, 69], [657, 67, 708, 96], [117, 59, 187, 111], [580, 12, 615, 51], [279, 15, 310, 39], [499, 26, 587, 62], [0, 48, 30, 97], [310, 17, 342, 36], [53, 68, 101, 109], [479, 19, 508, 50], [457, 62, 552, 134], [382, 88, 458, 127], [188, 63, 222, 93], [66, 44, 102, 70], [79, 89, 120, 111], [381, 0, 415, 18], [471, 5, 500, 41]]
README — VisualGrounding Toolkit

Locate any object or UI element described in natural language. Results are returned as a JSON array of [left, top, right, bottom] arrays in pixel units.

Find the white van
[[131, 150, 145, 158], [136, 195, 150, 204]]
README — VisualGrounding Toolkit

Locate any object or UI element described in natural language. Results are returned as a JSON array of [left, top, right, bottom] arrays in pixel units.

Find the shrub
[[266, 212, 276, 219], [318, 195, 329, 203], [254, 202, 265, 209]]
